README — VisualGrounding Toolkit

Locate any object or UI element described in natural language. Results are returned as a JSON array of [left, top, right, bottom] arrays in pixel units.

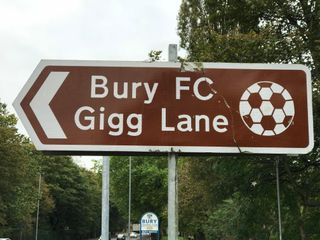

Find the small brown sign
[[14, 60, 313, 154]]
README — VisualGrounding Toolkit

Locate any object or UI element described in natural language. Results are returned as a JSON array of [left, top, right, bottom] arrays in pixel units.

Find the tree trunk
[[194, 230, 205, 240], [299, 222, 307, 240]]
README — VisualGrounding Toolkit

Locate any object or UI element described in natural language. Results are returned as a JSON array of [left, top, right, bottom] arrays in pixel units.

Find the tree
[[178, 1, 320, 239], [178, 158, 210, 239], [178, 0, 319, 77], [110, 156, 168, 232], [0, 102, 40, 237], [0, 101, 104, 239], [33, 154, 102, 239], [179, 156, 281, 240]]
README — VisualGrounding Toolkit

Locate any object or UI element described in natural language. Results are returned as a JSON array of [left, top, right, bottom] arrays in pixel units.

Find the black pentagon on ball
[[283, 115, 294, 127], [247, 92, 262, 109], [260, 115, 277, 131], [270, 92, 286, 109], [242, 114, 254, 127], [258, 82, 272, 88]]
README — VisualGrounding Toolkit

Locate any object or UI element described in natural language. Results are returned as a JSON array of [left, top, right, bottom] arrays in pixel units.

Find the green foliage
[[35, 154, 101, 239], [110, 156, 168, 230], [0, 101, 104, 239], [178, 0, 319, 77], [178, 0, 320, 239], [0, 103, 39, 236], [179, 156, 279, 239], [148, 50, 163, 62], [178, 158, 210, 236]]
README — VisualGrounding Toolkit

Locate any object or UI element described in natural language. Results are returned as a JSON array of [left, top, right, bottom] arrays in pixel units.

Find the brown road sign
[[13, 60, 314, 154]]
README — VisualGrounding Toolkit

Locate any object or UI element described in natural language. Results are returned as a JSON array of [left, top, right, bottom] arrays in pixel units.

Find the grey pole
[[128, 156, 132, 240], [168, 44, 178, 240], [168, 153, 178, 240], [102, 156, 110, 240], [168, 44, 178, 62], [35, 173, 41, 240], [276, 158, 282, 240]]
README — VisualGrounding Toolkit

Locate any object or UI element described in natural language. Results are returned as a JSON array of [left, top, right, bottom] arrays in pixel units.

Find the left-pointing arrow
[[30, 71, 69, 139]]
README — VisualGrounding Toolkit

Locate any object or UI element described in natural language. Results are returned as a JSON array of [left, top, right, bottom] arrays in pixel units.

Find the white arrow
[[30, 71, 69, 139]]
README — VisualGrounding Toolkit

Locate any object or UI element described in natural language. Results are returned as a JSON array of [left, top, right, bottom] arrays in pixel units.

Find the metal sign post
[[35, 173, 41, 240], [168, 44, 178, 240], [128, 156, 132, 240], [276, 157, 282, 240], [168, 152, 178, 240], [101, 156, 110, 240]]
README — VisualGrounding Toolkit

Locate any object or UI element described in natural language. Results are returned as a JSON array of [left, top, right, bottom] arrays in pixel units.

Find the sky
[[0, 0, 183, 169]]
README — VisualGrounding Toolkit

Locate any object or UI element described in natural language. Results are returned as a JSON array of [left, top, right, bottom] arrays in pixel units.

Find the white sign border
[[13, 60, 314, 154]]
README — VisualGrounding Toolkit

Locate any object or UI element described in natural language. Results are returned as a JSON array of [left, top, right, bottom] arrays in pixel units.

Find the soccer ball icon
[[239, 81, 295, 136]]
